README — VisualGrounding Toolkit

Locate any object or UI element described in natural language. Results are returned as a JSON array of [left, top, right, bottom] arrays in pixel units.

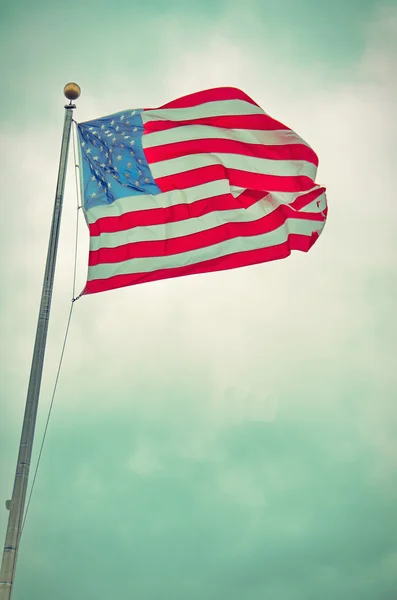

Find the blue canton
[[77, 109, 161, 210]]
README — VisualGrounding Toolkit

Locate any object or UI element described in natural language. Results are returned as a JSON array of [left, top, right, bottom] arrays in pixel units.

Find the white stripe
[[88, 217, 325, 281], [263, 189, 326, 214], [143, 125, 308, 150], [142, 99, 265, 123], [85, 180, 232, 224], [300, 192, 327, 214], [150, 153, 317, 181], [90, 200, 272, 251], [89, 191, 326, 251], [84, 183, 324, 225]]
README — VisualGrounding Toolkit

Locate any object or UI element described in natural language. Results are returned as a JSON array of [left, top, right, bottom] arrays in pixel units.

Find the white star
[[116, 155, 122, 161], [126, 121, 130, 125], [105, 130, 110, 134], [124, 136, 130, 140], [100, 146, 103, 152], [91, 192, 97, 198], [115, 126, 119, 132], [130, 111, 136, 116], [105, 152, 109, 158], [133, 127, 138, 132], [91, 176, 96, 181], [114, 166, 118, 172], [144, 177, 149, 183], [130, 140, 135, 146], [112, 137, 116, 143], [111, 120, 115, 126], [89, 127, 94, 131], [108, 182, 112, 188], [138, 158, 142, 164], [81, 141, 85, 147], [101, 124, 105, 130], [120, 115, 125, 121], [98, 181, 102, 187], [100, 163, 106, 168], [93, 156, 99, 161], [127, 162, 132, 168], [109, 148, 113, 153], [86, 148, 91, 154], [134, 180, 139, 186]]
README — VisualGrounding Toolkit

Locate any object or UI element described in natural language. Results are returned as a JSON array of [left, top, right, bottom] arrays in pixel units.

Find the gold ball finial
[[64, 82, 81, 101]]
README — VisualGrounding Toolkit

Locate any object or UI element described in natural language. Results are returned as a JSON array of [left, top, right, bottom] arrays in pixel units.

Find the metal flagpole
[[0, 82, 81, 600]]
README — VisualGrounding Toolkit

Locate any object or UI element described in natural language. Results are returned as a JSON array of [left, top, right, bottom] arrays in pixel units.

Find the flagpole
[[0, 83, 81, 600]]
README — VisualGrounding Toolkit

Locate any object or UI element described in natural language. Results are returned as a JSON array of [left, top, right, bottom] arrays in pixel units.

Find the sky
[[0, 0, 396, 598]]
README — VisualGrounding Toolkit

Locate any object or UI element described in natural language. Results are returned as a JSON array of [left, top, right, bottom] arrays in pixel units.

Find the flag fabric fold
[[77, 87, 327, 294]]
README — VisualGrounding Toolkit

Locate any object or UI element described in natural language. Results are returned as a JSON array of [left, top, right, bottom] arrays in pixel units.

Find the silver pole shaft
[[0, 102, 76, 600]]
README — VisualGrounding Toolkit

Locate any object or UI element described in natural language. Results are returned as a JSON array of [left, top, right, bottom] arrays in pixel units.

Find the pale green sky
[[0, 1, 396, 599]]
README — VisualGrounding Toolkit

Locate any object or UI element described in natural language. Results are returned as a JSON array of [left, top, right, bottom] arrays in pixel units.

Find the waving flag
[[77, 87, 327, 294]]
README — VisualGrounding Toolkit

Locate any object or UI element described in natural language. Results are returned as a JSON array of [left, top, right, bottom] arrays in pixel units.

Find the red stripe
[[83, 233, 319, 294], [290, 186, 326, 210], [89, 190, 265, 236], [156, 164, 315, 194], [88, 205, 325, 266], [152, 87, 261, 110], [144, 138, 319, 167], [144, 114, 289, 134]]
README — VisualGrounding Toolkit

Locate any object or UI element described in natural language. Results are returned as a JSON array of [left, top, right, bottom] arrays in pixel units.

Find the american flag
[[77, 87, 327, 294]]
